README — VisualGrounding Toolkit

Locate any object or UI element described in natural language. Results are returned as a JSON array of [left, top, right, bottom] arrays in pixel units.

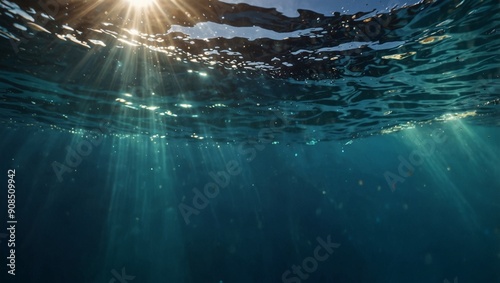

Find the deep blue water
[[0, 0, 499, 282]]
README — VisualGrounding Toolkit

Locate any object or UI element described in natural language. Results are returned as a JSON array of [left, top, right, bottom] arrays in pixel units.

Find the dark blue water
[[0, 0, 499, 282]]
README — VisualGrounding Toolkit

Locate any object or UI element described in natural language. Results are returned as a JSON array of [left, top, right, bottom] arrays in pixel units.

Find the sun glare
[[127, 0, 155, 8]]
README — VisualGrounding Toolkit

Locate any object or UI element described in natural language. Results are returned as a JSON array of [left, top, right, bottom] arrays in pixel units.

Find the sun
[[126, 0, 156, 8]]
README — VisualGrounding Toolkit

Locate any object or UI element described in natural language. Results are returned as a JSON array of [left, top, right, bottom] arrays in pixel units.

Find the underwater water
[[0, 0, 499, 282]]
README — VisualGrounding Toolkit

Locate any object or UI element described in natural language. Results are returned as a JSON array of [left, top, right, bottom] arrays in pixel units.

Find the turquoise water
[[0, 0, 499, 282]]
